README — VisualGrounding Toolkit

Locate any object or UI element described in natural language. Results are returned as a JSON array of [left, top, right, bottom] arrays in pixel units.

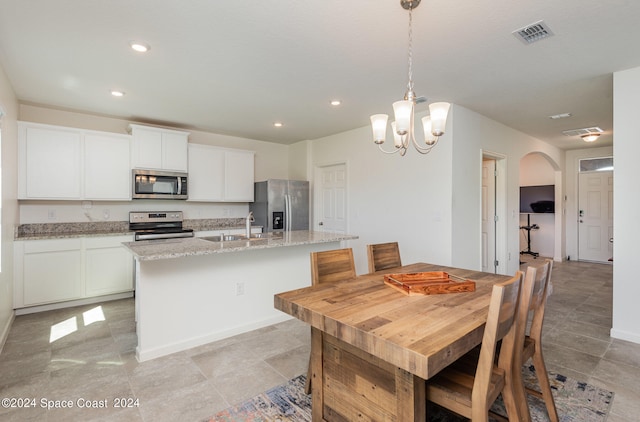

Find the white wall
[[17, 105, 292, 223], [0, 64, 19, 349], [611, 66, 640, 344], [449, 106, 564, 275], [309, 104, 565, 276], [564, 146, 614, 261], [519, 153, 556, 258], [310, 115, 454, 275]]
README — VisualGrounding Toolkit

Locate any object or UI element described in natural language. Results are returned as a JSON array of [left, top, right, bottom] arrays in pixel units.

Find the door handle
[[319, 222, 323, 226]]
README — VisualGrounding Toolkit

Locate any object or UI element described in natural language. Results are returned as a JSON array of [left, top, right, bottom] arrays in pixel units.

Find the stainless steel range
[[129, 211, 194, 241]]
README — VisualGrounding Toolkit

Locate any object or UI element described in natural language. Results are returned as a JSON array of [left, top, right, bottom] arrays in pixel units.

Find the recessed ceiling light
[[549, 113, 572, 120], [273, 122, 283, 128], [330, 100, 341, 106], [130, 41, 150, 53], [110, 90, 125, 97]]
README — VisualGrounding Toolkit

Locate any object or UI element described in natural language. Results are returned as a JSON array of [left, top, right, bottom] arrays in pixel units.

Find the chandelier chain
[[406, 7, 414, 96]]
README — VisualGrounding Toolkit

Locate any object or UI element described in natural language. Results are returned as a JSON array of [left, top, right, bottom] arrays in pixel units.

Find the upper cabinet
[[224, 149, 255, 201], [18, 122, 131, 201], [84, 133, 132, 200], [188, 144, 254, 202], [19, 124, 82, 199], [129, 124, 189, 172]]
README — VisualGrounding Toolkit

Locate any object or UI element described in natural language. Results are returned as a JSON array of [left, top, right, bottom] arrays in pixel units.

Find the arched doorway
[[519, 152, 563, 262]]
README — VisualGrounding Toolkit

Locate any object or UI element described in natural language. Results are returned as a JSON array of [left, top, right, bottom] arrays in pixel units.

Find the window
[[579, 157, 613, 172]]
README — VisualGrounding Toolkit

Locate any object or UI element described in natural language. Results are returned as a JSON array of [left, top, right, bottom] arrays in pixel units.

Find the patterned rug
[[208, 365, 614, 422]]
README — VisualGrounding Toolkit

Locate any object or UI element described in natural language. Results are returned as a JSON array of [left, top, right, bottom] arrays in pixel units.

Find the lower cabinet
[[14, 235, 134, 309], [20, 239, 83, 306], [85, 236, 135, 297]]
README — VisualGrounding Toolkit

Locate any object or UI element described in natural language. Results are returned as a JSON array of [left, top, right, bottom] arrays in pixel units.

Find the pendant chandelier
[[370, 0, 450, 156]]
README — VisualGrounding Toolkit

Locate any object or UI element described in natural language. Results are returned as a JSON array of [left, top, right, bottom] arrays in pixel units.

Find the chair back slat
[[310, 248, 356, 285], [472, 271, 523, 400], [367, 242, 402, 273], [529, 259, 553, 340]]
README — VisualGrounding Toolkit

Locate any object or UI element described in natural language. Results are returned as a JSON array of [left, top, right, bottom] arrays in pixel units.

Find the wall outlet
[[235, 282, 245, 296], [47, 209, 56, 220], [103, 209, 110, 220]]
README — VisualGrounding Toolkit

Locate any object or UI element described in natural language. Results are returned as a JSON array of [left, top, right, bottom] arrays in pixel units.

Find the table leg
[[396, 367, 426, 421], [310, 327, 324, 422]]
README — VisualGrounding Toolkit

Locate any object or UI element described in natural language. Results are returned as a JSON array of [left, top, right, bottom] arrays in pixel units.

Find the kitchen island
[[123, 230, 358, 362]]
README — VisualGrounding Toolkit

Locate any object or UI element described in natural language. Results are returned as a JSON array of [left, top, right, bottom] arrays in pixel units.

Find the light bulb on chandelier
[[370, 0, 450, 156]]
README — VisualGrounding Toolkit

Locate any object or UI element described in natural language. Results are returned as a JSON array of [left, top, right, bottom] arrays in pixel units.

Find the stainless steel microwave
[[132, 169, 188, 199]]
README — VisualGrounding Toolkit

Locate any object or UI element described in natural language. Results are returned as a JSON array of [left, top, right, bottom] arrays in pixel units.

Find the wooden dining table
[[274, 262, 513, 421]]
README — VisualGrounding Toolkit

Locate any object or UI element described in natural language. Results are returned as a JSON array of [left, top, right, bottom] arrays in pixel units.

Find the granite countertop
[[14, 218, 258, 240], [123, 230, 358, 261]]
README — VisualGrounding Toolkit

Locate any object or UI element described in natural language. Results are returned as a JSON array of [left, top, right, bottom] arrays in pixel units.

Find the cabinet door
[[131, 126, 163, 169], [187, 144, 225, 201], [162, 132, 189, 172], [84, 133, 131, 200], [20, 125, 82, 199], [85, 236, 134, 296], [225, 150, 255, 201], [20, 239, 83, 306]]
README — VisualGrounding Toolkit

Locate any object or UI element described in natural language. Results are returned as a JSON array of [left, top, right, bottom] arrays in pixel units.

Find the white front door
[[316, 164, 347, 233], [578, 171, 613, 262], [482, 159, 497, 273]]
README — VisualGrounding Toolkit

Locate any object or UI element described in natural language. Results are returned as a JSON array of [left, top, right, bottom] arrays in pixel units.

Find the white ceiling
[[1, 0, 638, 149]]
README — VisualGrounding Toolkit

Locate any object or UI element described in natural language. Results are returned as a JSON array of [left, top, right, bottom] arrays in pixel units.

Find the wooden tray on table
[[383, 271, 476, 296]]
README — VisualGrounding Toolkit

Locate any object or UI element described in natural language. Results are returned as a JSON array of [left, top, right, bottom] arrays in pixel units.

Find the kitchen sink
[[200, 233, 281, 243]]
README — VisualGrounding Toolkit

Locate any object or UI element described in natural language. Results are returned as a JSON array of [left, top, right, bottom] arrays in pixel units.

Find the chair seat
[[427, 356, 506, 419]]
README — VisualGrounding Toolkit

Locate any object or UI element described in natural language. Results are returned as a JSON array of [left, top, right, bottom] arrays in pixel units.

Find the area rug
[[208, 365, 614, 422]]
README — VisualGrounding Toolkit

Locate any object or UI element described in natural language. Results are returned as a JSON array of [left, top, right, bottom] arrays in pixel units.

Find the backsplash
[[16, 218, 248, 239]]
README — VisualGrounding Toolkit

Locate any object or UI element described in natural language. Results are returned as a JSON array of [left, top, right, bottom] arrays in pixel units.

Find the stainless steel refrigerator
[[250, 179, 310, 232]]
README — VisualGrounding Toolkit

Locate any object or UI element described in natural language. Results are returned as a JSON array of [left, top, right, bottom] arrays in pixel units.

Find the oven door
[[132, 169, 188, 199]]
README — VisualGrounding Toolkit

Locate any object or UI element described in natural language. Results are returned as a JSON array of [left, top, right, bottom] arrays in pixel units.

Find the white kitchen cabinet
[[129, 124, 189, 172], [224, 149, 255, 201], [187, 143, 254, 202], [188, 143, 225, 201], [18, 123, 82, 199], [18, 121, 133, 201], [15, 239, 83, 307], [85, 236, 134, 297], [14, 235, 135, 309], [84, 133, 131, 200]]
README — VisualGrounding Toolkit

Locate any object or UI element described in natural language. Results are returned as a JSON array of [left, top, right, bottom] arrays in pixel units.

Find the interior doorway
[[481, 152, 506, 274], [482, 158, 496, 273]]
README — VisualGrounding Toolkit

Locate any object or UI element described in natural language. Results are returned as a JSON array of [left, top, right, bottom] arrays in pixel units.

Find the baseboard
[[15, 292, 134, 316], [136, 313, 293, 362], [0, 311, 16, 355], [610, 327, 640, 344]]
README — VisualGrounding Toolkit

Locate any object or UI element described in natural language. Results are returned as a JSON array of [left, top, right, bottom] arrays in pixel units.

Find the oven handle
[[135, 231, 194, 241]]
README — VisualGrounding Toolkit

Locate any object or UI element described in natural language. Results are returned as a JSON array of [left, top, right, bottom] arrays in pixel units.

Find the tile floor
[[0, 258, 637, 421]]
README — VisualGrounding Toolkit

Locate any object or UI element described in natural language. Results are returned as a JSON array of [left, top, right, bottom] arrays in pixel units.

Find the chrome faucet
[[246, 211, 255, 238]]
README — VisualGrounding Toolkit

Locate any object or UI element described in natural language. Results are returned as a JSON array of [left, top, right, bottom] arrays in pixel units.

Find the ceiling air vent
[[562, 127, 603, 137], [513, 20, 554, 44]]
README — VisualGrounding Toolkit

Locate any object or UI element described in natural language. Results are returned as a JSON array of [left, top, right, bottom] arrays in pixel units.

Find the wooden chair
[[426, 269, 535, 421], [517, 259, 558, 422], [305, 248, 356, 394], [366, 242, 402, 273]]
